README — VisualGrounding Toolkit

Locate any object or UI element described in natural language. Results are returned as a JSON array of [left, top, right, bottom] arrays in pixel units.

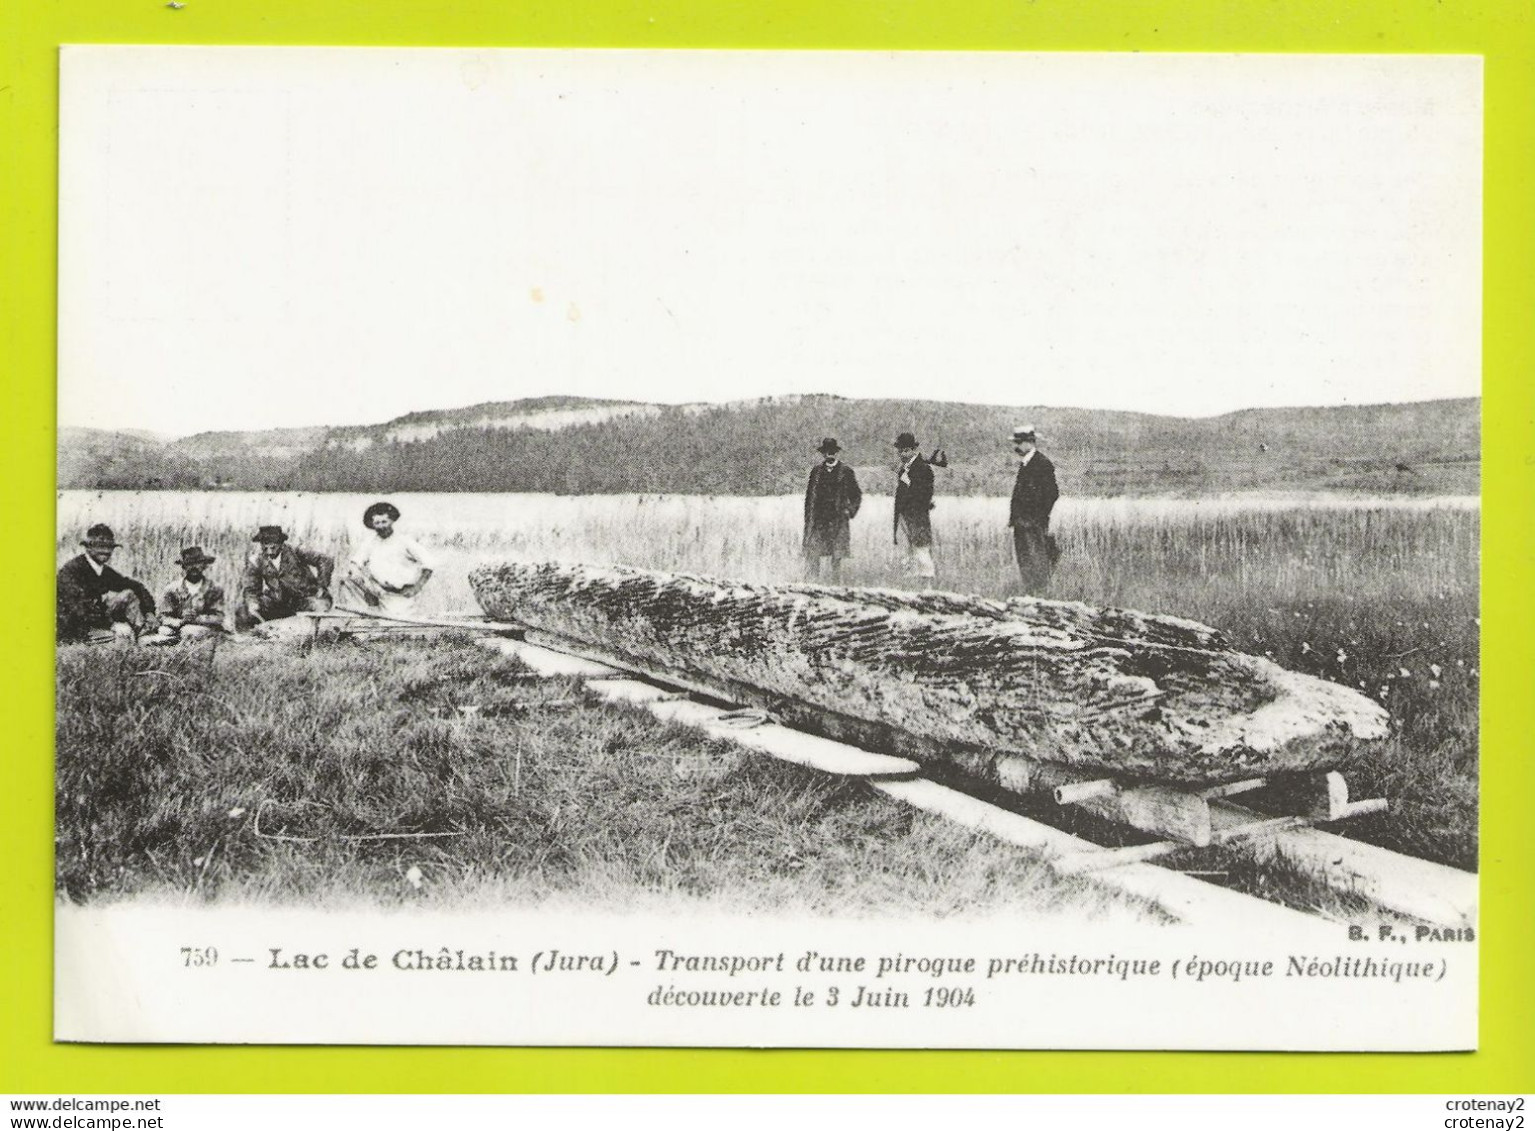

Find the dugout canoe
[[468, 562, 1389, 787]]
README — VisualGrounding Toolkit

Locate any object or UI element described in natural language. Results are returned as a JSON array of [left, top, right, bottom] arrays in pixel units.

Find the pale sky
[[59, 48, 1481, 437]]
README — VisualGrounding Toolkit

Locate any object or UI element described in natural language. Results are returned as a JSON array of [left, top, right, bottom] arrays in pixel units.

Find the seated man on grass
[[236, 525, 334, 632], [56, 524, 159, 645], [147, 546, 227, 645], [338, 501, 437, 618]]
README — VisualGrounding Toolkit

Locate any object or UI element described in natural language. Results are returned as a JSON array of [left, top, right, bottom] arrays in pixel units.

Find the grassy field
[[56, 489, 1480, 894], [55, 635, 1161, 920]]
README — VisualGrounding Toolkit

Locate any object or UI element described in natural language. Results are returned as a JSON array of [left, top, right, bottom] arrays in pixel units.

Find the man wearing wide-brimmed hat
[[1008, 424, 1060, 593], [892, 431, 937, 583], [148, 546, 228, 644], [56, 524, 158, 644], [236, 525, 335, 632], [803, 437, 862, 582]]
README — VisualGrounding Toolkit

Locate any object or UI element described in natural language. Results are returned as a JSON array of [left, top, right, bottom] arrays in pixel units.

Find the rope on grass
[[252, 799, 466, 843]]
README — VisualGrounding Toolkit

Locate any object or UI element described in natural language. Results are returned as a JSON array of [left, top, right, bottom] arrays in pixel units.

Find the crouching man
[[338, 501, 436, 617], [148, 546, 227, 644], [236, 525, 334, 632], [56, 523, 158, 644]]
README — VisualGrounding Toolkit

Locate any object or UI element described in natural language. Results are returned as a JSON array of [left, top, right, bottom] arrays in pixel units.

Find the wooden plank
[[482, 637, 624, 678], [1209, 800, 1477, 926], [1199, 778, 1268, 800], [523, 629, 747, 705], [1051, 840, 1187, 874], [583, 678, 921, 778], [875, 779, 1331, 934], [301, 608, 527, 634]]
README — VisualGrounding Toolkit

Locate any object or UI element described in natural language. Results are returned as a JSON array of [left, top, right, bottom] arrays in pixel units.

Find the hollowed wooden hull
[[469, 561, 1388, 787]]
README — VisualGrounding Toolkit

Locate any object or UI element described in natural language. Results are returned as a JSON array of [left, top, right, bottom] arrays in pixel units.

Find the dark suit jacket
[[162, 578, 228, 628], [56, 554, 157, 642], [242, 545, 334, 608], [894, 455, 935, 546], [803, 461, 862, 558], [1009, 451, 1059, 528]]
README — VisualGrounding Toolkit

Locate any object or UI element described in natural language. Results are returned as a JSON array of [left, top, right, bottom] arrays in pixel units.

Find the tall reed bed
[[57, 489, 1476, 612]]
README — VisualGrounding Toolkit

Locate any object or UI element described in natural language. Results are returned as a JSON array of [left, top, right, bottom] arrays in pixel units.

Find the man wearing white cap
[[1008, 425, 1059, 593]]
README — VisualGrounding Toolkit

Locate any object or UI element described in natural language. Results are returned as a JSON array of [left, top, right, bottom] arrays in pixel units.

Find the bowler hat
[[1012, 424, 1037, 443], [176, 545, 216, 566], [81, 523, 120, 548], [252, 525, 290, 544], [362, 501, 401, 525], [816, 437, 841, 455], [893, 432, 918, 449]]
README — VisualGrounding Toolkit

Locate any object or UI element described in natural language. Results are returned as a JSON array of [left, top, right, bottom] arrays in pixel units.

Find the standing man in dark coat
[[56, 524, 158, 644], [1009, 424, 1060, 593], [802, 437, 862, 582], [892, 431, 937, 583], [237, 525, 335, 631]]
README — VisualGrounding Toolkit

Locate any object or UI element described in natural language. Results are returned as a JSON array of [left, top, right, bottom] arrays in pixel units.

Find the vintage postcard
[[54, 46, 1480, 1048]]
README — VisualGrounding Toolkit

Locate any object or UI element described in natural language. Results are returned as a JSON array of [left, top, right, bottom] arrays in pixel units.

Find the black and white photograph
[[53, 47, 1480, 1049]]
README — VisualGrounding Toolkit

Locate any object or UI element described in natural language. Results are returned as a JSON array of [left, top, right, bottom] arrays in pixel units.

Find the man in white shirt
[[338, 501, 437, 617]]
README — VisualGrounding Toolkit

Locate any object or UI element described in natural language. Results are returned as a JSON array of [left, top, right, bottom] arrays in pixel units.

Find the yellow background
[[3, 0, 1532, 1094]]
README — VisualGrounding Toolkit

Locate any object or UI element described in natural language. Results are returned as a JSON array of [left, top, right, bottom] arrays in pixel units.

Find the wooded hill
[[59, 394, 1480, 497]]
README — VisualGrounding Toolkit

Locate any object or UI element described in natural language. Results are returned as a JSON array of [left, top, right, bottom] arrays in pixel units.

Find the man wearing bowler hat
[[236, 525, 335, 631], [1008, 424, 1060, 593], [892, 432, 937, 583], [338, 501, 437, 616], [148, 546, 228, 644], [802, 438, 862, 582], [56, 523, 158, 644]]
